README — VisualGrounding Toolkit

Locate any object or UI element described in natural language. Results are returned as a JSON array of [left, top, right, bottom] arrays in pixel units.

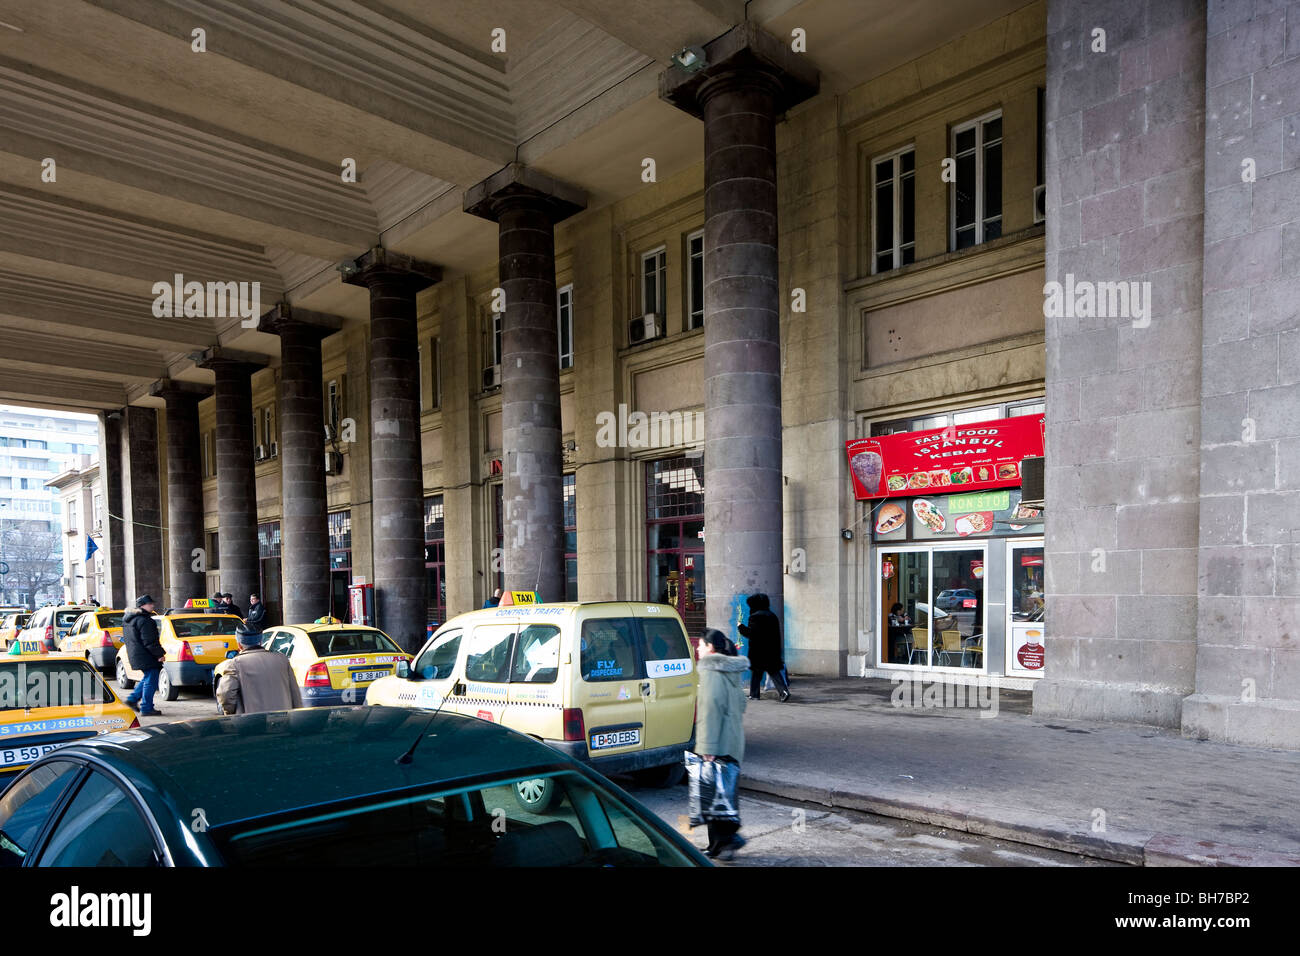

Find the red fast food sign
[[846, 415, 1045, 500]]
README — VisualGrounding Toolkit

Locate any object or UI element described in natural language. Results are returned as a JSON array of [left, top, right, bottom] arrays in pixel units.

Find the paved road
[[133, 688, 1116, 866]]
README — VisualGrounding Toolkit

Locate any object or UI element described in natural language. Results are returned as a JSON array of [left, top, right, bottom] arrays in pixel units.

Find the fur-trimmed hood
[[697, 653, 750, 673]]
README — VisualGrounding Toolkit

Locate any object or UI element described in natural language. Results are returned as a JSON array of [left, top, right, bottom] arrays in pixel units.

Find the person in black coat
[[737, 593, 789, 701], [220, 593, 244, 618], [121, 594, 165, 716], [245, 592, 266, 629]]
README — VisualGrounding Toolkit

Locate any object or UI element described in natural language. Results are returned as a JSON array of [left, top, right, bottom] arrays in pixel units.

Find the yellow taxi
[[0, 612, 29, 651], [221, 623, 411, 707], [58, 608, 126, 674], [0, 653, 138, 790], [366, 596, 699, 809], [115, 612, 245, 701]]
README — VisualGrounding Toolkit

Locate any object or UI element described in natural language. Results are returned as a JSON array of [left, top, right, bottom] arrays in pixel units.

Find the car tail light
[[177, 641, 195, 662], [44, 625, 55, 649], [99, 631, 115, 647], [127, 716, 140, 729], [562, 708, 585, 742], [305, 662, 331, 687]]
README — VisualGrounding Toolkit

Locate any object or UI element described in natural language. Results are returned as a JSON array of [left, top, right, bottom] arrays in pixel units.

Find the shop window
[[951, 111, 1002, 250], [872, 147, 916, 273], [686, 230, 704, 328], [878, 546, 986, 669], [557, 285, 574, 370]]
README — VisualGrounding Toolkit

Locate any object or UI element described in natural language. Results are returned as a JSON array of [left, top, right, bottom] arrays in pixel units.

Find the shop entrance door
[[647, 520, 705, 639], [1006, 539, 1046, 677]]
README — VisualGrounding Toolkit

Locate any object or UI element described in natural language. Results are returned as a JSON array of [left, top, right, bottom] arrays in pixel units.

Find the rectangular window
[[951, 111, 1003, 250], [207, 531, 220, 570], [66, 501, 76, 533], [262, 406, 275, 450], [325, 378, 344, 431], [686, 230, 704, 329], [640, 247, 667, 319], [557, 285, 574, 370], [563, 473, 576, 602], [872, 148, 916, 273], [431, 337, 441, 409], [418, 343, 425, 413]]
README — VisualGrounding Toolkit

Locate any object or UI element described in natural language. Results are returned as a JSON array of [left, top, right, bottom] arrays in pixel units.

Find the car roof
[[1, 653, 92, 664], [62, 707, 571, 830], [277, 623, 386, 633], [162, 612, 243, 621]]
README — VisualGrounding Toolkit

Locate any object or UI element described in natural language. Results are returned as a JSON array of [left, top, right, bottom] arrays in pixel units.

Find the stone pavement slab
[[738, 678, 1300, 865]]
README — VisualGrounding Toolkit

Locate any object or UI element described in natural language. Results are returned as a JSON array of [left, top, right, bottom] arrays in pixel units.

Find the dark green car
[[0, 706, 709, 867]]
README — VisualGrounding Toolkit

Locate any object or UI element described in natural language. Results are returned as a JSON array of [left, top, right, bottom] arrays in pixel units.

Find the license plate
[[350, 670, 386, 683], [590, 728, 640, 751], [0, 741, 70, 767]]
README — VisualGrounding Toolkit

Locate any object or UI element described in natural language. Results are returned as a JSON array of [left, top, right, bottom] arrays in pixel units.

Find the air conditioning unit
[[269, 441, 278, 459], [254, 444, 268, 462], [629, 313, 662, 345], [1033, 184, 1046, 224], [324, 452, 344, 475], [1020, 455, 1045, 506], [482, 364, 501, 390]]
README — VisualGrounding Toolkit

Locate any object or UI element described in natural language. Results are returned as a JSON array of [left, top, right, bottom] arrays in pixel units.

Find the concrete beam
[[555, 0, 743, 60]]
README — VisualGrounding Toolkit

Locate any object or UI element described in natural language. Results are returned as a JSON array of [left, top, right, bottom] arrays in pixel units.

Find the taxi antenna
[[395, 661, 453, 765]]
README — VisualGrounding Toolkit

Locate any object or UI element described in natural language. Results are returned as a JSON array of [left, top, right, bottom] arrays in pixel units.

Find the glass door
[[1006, 539, 1046, 676]]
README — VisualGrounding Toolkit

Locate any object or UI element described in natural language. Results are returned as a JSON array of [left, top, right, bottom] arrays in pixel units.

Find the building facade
[[47, 456, 106, 605]]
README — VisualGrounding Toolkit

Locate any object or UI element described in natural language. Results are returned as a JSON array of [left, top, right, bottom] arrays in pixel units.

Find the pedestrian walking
[[691, 628, 749, 859], [737, 593, 790, 701], [245, 592, 266, 629], [122, 595, 165, 717], [216, 623, 303, 715]]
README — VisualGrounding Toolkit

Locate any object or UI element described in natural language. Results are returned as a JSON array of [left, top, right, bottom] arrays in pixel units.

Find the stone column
[[99, 412, 127, 608], [661, 24, 818, 642], [197, 350, 264, 609], [343, 248, 440, 653], [465, 164, 586, 603], [260, 304, 342, 626], [119, 406, 164, 602], [150, 382, 209, 607]]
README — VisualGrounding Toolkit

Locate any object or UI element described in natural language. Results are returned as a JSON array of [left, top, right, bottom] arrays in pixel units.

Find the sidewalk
[[737, 677, 1300, 866]]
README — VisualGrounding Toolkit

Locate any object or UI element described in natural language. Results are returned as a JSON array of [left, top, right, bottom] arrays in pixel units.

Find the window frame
[[639, 246, 667, 319], [949, 109, 1004, 251], [557, 284, 574, 370], [686, 230, 704, 329], [871, 145, 916, 274]]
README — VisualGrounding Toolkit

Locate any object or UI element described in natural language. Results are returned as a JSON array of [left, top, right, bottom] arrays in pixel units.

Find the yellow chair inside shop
[[962, 636, 984, 668], [937, 630, 963, 666], [908, 628, 930, 665]]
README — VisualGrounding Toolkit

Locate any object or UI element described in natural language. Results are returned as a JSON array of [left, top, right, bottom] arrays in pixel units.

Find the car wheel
[[158, 669, 180, 702], [632, 762, 686, 788], [116, 657, 135, 690], [512, 777, 562, 814]]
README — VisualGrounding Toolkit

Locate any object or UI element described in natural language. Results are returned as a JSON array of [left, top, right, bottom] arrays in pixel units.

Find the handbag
[[685, 752, 741, 827]]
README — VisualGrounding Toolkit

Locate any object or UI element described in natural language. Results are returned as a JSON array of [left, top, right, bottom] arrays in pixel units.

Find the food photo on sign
[[845, 415, 1045, 500]]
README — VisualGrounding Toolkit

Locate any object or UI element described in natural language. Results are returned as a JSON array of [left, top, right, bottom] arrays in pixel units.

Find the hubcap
[[517, 779, 546, 803]]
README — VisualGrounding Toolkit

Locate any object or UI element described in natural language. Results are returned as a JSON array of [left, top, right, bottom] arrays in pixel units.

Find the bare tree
[[0, 521, 63, 606]]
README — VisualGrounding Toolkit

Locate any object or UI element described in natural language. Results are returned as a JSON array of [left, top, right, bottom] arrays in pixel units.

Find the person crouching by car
[[217, 623, 302, 715], [693, 628, 750, 859]]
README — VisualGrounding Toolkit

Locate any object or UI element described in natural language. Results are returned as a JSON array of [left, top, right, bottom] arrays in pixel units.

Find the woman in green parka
[[693, 628, 750, 858]]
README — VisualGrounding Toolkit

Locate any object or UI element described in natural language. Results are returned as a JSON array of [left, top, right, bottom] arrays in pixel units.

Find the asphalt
[[738, 677, 1300, 866]]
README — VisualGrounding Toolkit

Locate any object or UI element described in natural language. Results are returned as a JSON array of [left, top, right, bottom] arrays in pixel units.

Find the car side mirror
[[396, 660, 410, 679], [452, 680, 466, 697]]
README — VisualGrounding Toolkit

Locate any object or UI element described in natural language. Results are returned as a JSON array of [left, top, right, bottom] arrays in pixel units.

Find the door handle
[[640, 681, 651, 696]]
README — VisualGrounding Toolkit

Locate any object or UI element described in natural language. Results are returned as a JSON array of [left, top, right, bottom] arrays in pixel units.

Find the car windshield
[[208, 769, 697, 867], [308, 629, 402, 657], [95, 612, 125, 629], [169, 618, 240, 638], [0, 660, 115, 709]]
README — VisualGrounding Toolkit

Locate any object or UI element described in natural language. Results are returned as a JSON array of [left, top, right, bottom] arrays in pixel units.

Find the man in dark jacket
[[220, 593, 244, 618], [737, 593, 789, 702], [244, 592, 266, 628], [122, 594, 165, 716]]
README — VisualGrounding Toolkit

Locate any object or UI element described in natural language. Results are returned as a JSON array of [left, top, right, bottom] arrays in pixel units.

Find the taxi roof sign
[[183, 598, 211, 609], [497, 591, 538, 607]]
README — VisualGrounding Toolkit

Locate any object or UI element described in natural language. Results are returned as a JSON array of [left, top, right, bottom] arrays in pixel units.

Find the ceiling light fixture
[[671, 46, 707, 73]]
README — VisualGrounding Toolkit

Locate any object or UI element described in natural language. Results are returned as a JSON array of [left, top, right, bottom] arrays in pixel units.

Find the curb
[[738, 774, 1295, 867]]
